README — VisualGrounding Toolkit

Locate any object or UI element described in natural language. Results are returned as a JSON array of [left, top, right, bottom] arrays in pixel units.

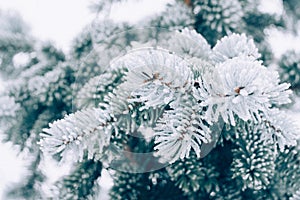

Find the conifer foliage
[[0, 0, 300, 199]]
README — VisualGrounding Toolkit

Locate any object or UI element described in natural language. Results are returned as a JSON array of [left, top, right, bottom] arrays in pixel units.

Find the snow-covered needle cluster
[[40, 28, 299, 166], [40, 108, 112, 162]]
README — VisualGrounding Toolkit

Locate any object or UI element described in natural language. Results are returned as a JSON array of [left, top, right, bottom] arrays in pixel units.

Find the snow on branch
[[117, 48, 193, 109], [39, 28, 298, 166], [154, 95, 211, 164], [166, 28, 212, 60], [260, 109, 300, 152], [193, 57, 292, 126], [39, 108, 113, 161], [75, 70, 124, 109], [212, 33, 260, 62]]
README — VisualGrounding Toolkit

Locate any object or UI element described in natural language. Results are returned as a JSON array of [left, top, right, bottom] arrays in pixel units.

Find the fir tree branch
[[40, 108, 113, 162], [193, 56, 292, 126], [231, 122, 276, 191], [75, 69, 124, 109], [154, 95, 211, 163], [54, 159, 102, 200], [260, 109, 300, 151]]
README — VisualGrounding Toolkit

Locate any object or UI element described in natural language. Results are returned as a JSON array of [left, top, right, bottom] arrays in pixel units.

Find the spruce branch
[[154, 95, 211, 163], [212, 33, 260, 62], [167, 153, 219, 195], [166, 28, 212, 61], [75, 69, 124, 109], [112, 47, 193, 110], [231, 122, 276, 191], [193, 0, 244, 44], [193, 57, 292, 126], [276, 147, 300, 197], [40, 108, 113, 162], [279, 50, 300, 90], [110, 169, 187, 200], [28, 63, 74, 107], [53, 159, 102, 200], [145, 1, 195, 30], [260, 109, 300, 151]]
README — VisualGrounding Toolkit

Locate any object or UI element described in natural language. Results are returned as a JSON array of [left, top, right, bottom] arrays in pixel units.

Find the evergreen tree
[[1, 0, 300, 199]]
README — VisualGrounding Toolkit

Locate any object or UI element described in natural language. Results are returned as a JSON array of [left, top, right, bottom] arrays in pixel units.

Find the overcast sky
[[1, 0, 94, 52], [1, 0, 299, 56], [0, 0, 171, 52]]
